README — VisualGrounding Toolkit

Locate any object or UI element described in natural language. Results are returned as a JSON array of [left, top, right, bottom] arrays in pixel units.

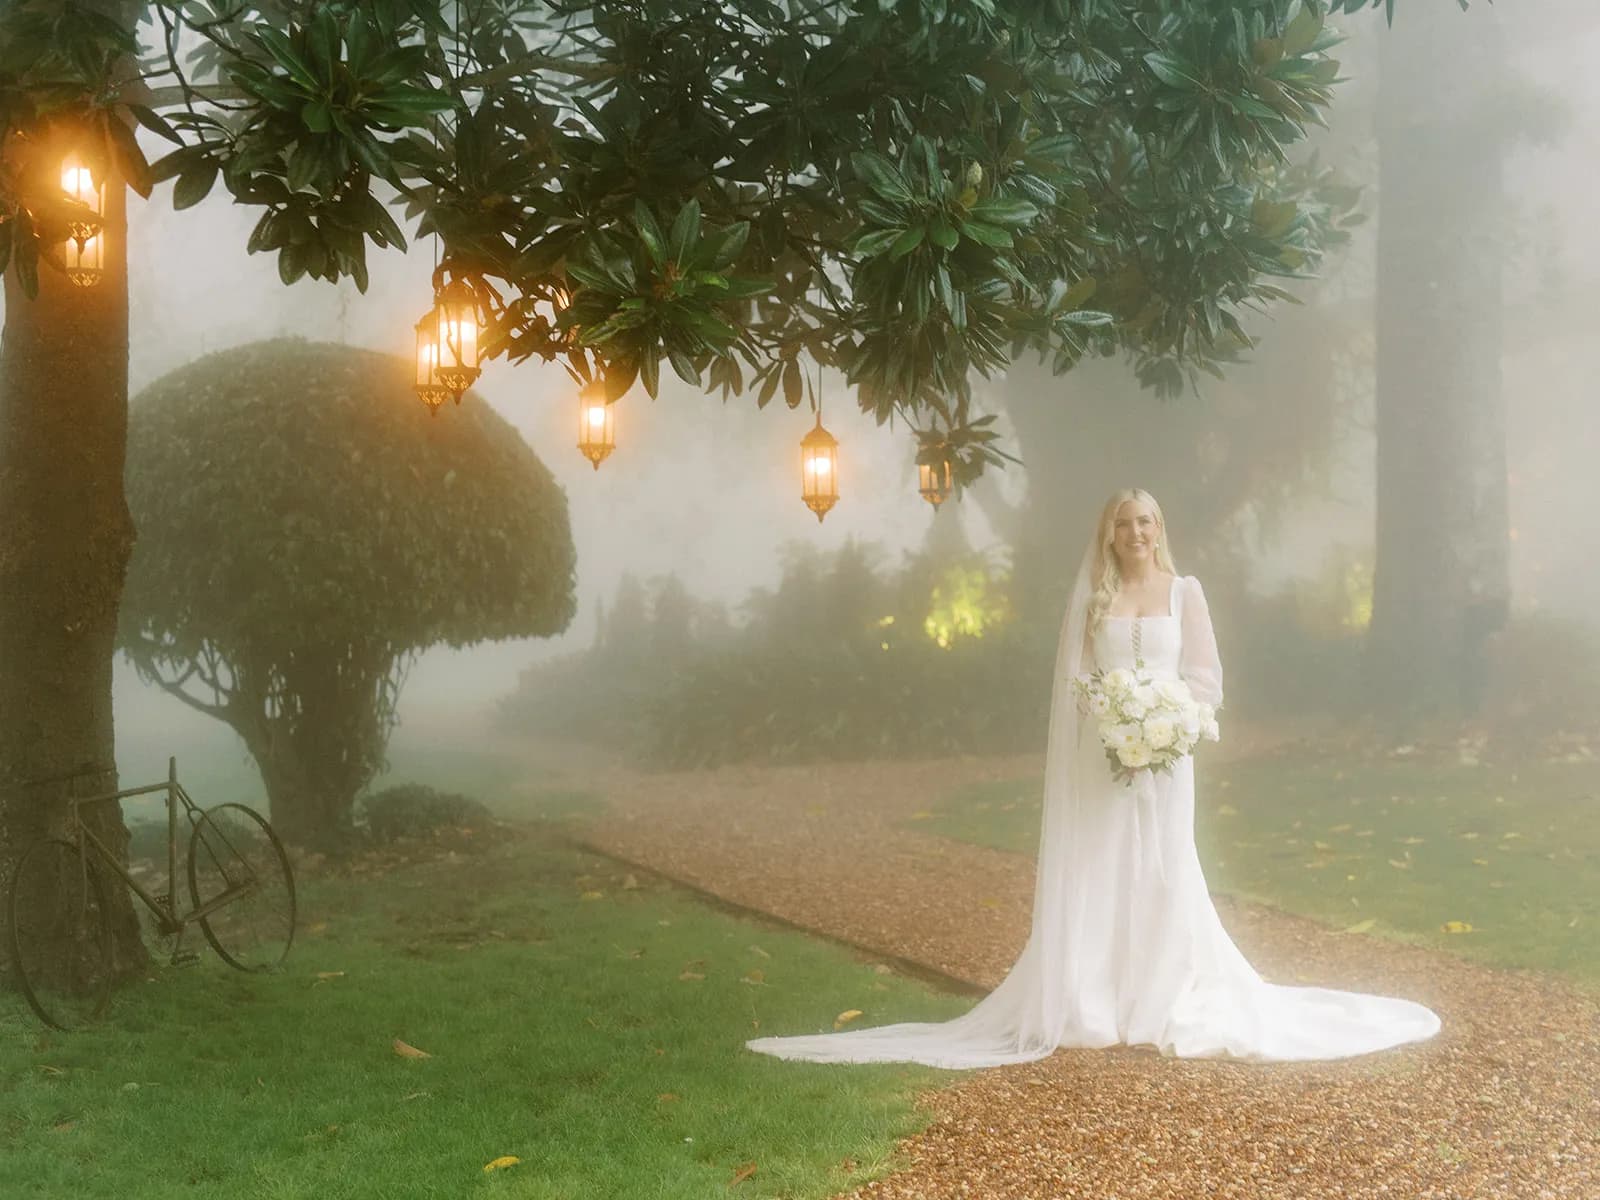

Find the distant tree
[[602, 573, 650, 661], [648, 574, 695, 665], [118, 339, 576, 848]]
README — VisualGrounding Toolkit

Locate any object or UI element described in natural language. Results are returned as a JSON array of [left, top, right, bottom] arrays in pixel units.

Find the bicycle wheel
[[187, 804, 296, 972], [6, 838, 113, 1030]]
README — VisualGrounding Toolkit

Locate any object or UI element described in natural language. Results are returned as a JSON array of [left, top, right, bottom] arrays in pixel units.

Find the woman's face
[[1110, 498, 1161, 572]]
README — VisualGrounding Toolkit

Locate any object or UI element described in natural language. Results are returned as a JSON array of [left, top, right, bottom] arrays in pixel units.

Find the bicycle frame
[[65, 758, 252, 935]]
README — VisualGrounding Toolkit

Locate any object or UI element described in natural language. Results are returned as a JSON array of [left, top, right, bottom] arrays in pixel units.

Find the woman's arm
[[1179, 576, 1223, 708]]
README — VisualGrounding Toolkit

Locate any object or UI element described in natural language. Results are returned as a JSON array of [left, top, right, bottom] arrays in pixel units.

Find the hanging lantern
[[60, 150, 104, 242], [62, 231, 105, 289], [413, 311, 451, 415], [918, 458, 953, 509], [577, 378, 615, 470], [59, 149, 106, 288], [430, 278, 481, 402], [800, 416, 839, 523]]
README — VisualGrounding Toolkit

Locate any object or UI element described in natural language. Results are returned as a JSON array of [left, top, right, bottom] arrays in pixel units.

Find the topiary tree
[[118, 338, 576, 848]]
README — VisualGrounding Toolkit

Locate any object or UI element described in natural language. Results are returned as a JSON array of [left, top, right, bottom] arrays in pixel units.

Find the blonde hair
[[1086, 488, 1178, 634]]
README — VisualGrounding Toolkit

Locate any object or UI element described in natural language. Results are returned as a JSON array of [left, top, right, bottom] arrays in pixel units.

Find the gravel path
[[529, 750, 1600, 1199]]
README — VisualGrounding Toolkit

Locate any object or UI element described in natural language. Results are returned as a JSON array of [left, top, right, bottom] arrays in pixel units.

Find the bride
[[746, 488, 1441, 1068]]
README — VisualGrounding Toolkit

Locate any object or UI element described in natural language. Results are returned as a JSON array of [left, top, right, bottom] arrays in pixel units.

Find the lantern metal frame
[[800, 414, 839, 523], [413, 312, 452, 415], [59, 148, 106, 288], [577, 378, 616, 469], [918, 458, 953, 509], [430, 277, 482, 401]]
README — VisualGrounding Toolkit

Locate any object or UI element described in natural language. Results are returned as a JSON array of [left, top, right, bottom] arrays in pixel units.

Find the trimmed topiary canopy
[[119, 337, 576, 845]]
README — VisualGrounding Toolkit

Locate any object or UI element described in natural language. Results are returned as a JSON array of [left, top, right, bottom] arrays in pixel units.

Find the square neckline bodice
[[1102, 574, 1181, 622]]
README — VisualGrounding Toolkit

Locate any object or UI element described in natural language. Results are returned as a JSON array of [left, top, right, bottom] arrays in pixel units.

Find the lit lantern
[[60, 149, 106, 288], [413, 312, 451, 415], [429, 278, 481, 402], [800, 416, 839, 523], [577, 378, 615, 469], [918, 458, 953, 509], [60, 151, 104, 242], [63, 232, 105, 288]]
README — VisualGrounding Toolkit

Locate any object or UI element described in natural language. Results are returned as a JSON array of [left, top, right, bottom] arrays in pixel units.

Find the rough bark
[[226, 645, 400, 851], [0, 161, 145, 975], [1369, 7, 1510, 722]]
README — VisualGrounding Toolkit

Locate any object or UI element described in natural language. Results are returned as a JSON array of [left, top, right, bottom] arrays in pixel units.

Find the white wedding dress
[[747, 555, 1441, 1069]]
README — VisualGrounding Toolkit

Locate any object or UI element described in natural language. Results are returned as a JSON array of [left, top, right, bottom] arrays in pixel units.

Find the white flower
[[1088, 693, 1112, 718], [1121, 697, 1148, 721], [1106, 722, 1144, 751], [1103, 668, 1135, 696], [1119, 743, 1154, 769], [1179, 702, 1202, 736], [1154, 679, 1189, 707], [1143, 717, 1176, 750], [1132, 684, 1158, 708]]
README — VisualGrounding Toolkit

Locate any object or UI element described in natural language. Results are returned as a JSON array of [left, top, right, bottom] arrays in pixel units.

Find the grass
[[0, 830, 968, 1199], [909, 751, 1600, 986]]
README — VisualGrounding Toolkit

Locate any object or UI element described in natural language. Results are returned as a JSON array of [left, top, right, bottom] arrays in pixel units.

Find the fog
[[19, 2, 1588, 793]]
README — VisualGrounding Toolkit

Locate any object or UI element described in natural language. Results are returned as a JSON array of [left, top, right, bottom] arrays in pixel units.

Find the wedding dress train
[[746, 552, 1441, 1069]]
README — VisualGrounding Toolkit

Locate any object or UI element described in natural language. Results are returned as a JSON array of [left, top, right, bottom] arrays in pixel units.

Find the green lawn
[[0, 828, 966, 1199], [910, 752, 1600, 986]]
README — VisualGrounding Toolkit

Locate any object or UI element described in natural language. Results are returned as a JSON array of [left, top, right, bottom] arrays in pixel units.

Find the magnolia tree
[[0, 0, 1415, 970], [118, 339, 577, 848]]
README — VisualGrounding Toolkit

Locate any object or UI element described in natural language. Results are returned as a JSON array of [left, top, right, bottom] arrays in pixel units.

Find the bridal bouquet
[[1071, 668, 1219, 786]]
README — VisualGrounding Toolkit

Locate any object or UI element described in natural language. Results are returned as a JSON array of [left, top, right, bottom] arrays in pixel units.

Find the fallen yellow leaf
[[1441, 921, 1474, 934], [748, 945, 771, 959], [834, 1009, 863, 1030], [741, 969, 765, 985], [1328, 823, 1353, 833], [315, 971, 345, 981], [392, 1038, 432, 1059], [483, 1156, 521, 1173], [1472, 858, 1489, 867], [580, 890, 604, 900], [1216, 804, 1239, 816], [1344, 918, 1377, 934], [909, 810, 934, 820], [730, 1162, 758, 1186], [621, 874, 640, 890], [1387, 859, 1411, 870]]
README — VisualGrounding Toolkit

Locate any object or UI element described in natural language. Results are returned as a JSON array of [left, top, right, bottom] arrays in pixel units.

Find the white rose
[[1104, 668, 1135, 695], [1154, 679, 1188, 706], [1088, 693, 1112, 718], [1119, 743, 1154, 769], [1143, 717, 1176, 750], [1106, 722, 1144, 750]]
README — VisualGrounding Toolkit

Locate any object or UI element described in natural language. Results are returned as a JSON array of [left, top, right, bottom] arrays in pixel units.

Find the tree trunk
[[235, 646, 398, 851], [1368, 7, 1509, 722], [0, 152, 145, 975]]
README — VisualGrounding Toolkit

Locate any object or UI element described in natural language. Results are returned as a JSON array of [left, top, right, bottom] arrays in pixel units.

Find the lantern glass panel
[[63, 232, 104, 287]]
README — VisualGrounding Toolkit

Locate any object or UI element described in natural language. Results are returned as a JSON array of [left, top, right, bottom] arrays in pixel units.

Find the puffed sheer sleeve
[[1179, 576, 1223, 708]]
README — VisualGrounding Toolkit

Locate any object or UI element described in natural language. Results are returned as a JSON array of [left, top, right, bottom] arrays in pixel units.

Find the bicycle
[[4, 759, 296, 1030]]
